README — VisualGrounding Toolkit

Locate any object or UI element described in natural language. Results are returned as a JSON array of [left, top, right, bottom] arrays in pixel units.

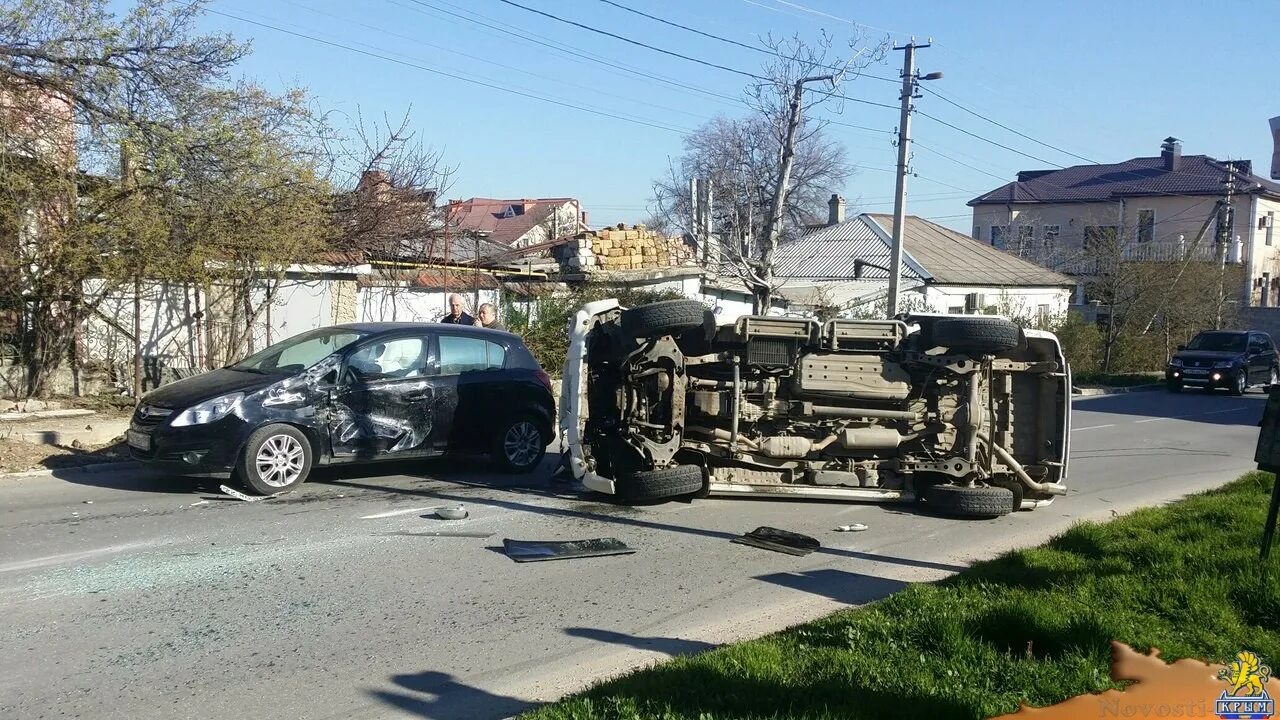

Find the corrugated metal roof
[[775, 214, 1073, 288]]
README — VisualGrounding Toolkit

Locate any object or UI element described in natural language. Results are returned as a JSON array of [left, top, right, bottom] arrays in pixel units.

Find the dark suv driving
[[1166, 330, 1278, 395], [128, 323, 556, 494]]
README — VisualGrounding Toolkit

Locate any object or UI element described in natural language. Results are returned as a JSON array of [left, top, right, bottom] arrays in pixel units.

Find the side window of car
[[346, 337, 429, 382], [439, 336, 507, 374]]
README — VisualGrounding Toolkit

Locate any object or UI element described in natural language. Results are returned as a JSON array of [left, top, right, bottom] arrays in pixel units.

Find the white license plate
[[127, 429, 151, 451], [1183, 368, 1208, 375]]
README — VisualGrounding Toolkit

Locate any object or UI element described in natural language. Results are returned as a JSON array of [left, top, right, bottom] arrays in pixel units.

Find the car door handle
[[404, 390, 434, 402]]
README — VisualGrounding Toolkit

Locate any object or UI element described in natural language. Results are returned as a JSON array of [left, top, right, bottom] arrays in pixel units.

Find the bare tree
[[650, 32, 887, 314]]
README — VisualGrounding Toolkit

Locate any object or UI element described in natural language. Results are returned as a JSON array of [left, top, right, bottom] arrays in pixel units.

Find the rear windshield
[[1186, 332, 1246, 352]]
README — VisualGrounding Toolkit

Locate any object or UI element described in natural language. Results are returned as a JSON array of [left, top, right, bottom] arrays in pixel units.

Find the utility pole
[[887, 40, 941, 319], [758, 73, 834, 315], [1216, 162, 1239, 330]]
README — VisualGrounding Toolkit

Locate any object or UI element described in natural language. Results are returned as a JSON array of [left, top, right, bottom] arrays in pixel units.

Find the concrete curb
[[0, 460, 140, 481], [1072, 384, 1164, 397]]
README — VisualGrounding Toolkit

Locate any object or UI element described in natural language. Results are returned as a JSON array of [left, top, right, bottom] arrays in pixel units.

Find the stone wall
[[556, 223, 695, 274]]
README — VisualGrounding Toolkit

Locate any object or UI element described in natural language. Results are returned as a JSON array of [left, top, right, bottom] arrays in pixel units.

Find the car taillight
[[534, 368, 554, 392]]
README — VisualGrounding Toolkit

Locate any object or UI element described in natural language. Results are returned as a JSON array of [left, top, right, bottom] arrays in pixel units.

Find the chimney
[[828, 193, 845, 226], [1161, 137, 1182, 172], [580, 210, 589, 228]]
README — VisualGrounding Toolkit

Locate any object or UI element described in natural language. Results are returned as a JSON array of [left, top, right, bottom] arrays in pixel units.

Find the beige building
[[969, 138, 1280, 307]]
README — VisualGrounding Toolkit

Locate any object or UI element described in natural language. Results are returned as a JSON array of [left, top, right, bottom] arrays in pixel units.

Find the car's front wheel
[[237, 424, 313, 495], [1230, 372, 1247, 396], [492, 415, 547, 473], [614, 464, 704, 503]]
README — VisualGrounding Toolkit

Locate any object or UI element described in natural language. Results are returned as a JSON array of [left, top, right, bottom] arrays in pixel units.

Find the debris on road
[[83, 500, 92, 504], [834, 523, 869, 533], [189, 500, 209, 507], [218, 485, 282, 502], [435, 505, 468, 520], [502, 537, 634, 563], [380, 530, 495, 538], [731, 526, 820, 556]]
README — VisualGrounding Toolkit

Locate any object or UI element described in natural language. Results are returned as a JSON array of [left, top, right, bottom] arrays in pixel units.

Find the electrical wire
[[205, 9, 692, 134], [920, 86, 1099, 165], [493, 0, 766, 80]]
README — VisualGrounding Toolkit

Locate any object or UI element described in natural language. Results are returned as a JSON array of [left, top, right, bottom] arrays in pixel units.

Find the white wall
[[357, 286, 499, 324], [923, 285, 1073, 323]]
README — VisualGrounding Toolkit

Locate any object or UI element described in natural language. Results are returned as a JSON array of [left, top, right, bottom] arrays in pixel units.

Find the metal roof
[[969, 154, 1280, 206], [775, 214, 1074, 288]]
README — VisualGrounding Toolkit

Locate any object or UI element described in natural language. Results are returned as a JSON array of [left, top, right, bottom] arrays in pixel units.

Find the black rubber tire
[[924, 484, 1014, 519], [1230, 372, 1246, 396], [1166, 382, 1182, 393], [236, 424, 313, 496], [620, 300, 706, 339], [491, 414, 548, 474], [615, 464, 704, 502], [931, 317, 1021, 355]]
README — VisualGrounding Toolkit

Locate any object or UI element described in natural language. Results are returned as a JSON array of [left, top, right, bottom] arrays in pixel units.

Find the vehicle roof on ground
[[327, 322, 520, 339]]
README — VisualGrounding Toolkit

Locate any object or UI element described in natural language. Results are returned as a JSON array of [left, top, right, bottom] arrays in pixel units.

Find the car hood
[[141, 368, 283, 409], [1172, 350, 1244, 364]]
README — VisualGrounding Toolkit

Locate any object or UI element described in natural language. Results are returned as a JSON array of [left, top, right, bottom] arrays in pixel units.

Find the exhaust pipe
[[977, 431, 1067, 496]]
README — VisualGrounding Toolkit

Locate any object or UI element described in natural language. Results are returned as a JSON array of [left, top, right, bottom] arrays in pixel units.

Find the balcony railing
[[999, 240, 1242, 276]]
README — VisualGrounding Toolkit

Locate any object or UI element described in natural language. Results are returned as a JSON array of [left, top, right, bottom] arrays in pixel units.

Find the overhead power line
[[921, 87, 1100, 165], [206, 9, 690, 134], [916, 110, 1066, 168], [493, 0, 766, 79]]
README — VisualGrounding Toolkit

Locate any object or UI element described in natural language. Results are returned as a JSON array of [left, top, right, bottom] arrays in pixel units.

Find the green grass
[[1072, 371, 1165, 387], [523, 472, 1280, 720]]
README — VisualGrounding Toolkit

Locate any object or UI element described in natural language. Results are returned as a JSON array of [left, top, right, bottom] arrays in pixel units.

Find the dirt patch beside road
[[0, 437, 129, 475]]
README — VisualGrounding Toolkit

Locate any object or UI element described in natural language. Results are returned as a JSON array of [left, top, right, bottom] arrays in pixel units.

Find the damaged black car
[[128, 323, 556, 494]]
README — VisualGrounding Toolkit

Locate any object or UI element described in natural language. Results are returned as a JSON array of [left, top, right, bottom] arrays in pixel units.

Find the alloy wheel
[[503, 421, 542, 470], [255, 434, 305, 488]]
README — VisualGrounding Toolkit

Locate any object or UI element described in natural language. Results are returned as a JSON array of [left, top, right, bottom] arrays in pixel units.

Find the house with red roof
[[447, 197, 586, 249]]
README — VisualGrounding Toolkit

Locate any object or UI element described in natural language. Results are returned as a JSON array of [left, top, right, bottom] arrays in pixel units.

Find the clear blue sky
[[193, 0, 1278, 233]]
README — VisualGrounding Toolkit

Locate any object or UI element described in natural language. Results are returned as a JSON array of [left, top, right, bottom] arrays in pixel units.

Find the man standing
[[474, 303, 507, 332], [439, 293, 474, 325]]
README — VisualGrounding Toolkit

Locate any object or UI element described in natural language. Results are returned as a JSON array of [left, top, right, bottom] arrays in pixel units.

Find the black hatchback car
[[1166, 330, 1279, 395], [128, 323, 556, 494]]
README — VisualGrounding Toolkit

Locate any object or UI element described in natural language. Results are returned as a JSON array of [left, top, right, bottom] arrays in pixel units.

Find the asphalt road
[[0, 389, 1266, 720]]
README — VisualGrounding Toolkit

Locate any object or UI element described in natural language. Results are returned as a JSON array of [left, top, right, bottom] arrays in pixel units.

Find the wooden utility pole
[[757, 74, 833, 315]]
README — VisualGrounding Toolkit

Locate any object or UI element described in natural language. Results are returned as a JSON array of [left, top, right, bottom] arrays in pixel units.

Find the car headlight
[[1169, 358, 1183, 367], [170, 392, 243, 427], [1213, 360, 1235, 369]]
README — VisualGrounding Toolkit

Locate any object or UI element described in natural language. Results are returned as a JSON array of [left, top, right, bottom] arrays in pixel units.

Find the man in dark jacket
[[475, 303, 507, 332], [439, 293, 474, 325]]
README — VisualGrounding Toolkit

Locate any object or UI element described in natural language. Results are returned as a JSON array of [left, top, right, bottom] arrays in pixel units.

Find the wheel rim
[[1271, 368, 1277, 386], [1239, 375, 1247, 393], [503, 421, 542, 468], [255, 434, 305, 488]]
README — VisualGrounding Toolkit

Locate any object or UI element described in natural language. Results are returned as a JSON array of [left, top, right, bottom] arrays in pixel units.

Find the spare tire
[[924, 484, 1014, 518], [614, 464, 704, 502], [620, 300, 706, 339], [931, 316, 1020, 355]]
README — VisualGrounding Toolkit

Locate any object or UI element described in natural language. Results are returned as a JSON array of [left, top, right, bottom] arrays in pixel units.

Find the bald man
[[439, 294, 474, 325]]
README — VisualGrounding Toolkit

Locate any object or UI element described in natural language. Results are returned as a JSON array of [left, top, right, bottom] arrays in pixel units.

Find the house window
[[948, 306, 964, 315], [1037, 304, 1051, 326], [991, 226, 1006, 250], [1017, 226, 1034, 255], [1043, 225, 1060, 252], [972, 224, 981, 240], [1137, 209, 1155, 243], [1267, 211, 1275, 247], [1263, 273, 1272, 308]]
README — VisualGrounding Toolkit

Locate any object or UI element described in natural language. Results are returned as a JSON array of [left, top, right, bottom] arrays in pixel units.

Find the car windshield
[[1185, 332, 1246, 353], [231, 328, 369, 375]]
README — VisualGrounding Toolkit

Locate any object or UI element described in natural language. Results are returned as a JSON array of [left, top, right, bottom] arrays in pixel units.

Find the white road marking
[[1071, 424, 1115, 432], [360, 506, 442, 520], [0, 542, 163, 574], [1134, 417, 1166, 424]]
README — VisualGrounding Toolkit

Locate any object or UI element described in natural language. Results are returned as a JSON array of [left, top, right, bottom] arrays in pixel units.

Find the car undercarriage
[[560, 299, 1071, 518]]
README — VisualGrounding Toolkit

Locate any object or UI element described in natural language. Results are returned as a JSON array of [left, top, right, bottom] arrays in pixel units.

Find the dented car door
[[328, 332, 449, 459]]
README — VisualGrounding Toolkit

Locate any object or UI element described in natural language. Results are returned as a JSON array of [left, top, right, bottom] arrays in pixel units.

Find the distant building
[[968, 138, 1280, 306], [448, 197, 586, 248]]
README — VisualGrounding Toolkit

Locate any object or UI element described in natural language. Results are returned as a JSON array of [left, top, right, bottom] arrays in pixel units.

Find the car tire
[[615, 464, 704, 503], [931, 317, 1021, 355], [1231, 372, 1247, 396], [237, 424, 313, 496], [1166, 381, 1182, 393], [924, 484, 1014, 519], [492, 414, 548, 473], [620, 300, 706, 339]]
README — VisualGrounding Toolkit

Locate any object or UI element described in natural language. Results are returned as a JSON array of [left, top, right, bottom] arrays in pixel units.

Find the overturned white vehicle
[[559, 299, 1071, 518]]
